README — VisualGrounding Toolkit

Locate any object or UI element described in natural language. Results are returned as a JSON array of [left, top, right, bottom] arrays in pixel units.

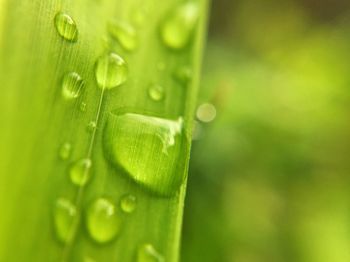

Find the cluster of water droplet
[[52, 0, 200, 258]]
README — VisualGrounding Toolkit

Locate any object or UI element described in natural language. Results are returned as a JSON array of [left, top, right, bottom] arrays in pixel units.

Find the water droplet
[[61, 72, 84, 100], [160, 2, 199, 50], [80, 102, 87, 112], [196, 103, 216, 123], [54, 12, 78, 42], [174, 65, 192, 84], [95, 53, 128, 89], [69, 158, 92, 186], [53, 198, 77, 243], [86, 198, 121, 243], [103, 110, 188, 196], [59, 142, 72, 160], [108, 21, 138, 52], [120, 194, 137, 213], [87, 121, 97, 133], [148, 84, 164, 101], [137, 244, 164, 262]]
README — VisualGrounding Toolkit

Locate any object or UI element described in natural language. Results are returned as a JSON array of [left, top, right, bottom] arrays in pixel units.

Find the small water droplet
[[160, 2, 199, 50], [103, 110, 188, 196], [54, 12, 78, 42], [196, 103, 216, 123], [120, 194, 137, 213], [53, 198, 77, 243], [174, 65, 192, 84], [80, 102, 87, 112], [137, 244, 164, 262], [61, 72, 84, 100], [108, 21, 138, 52], [86, 198, 121, 243], [69, 158, 92, 186], [95, 53, 128, 89], [87, 121, 97, 133], [59, 142, 72, 160], [148, 84, 164, 101]]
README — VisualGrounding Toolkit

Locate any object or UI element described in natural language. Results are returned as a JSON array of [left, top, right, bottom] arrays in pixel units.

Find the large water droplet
[[95, 53, 128, 89], [137, 244, 164, 262], [69, 158, 92, 186], [61, 72, 84, 100], [103, 110, 188, 196], [53, 198, 77, 243], [54, 12, 78, 42], [59, 142, 72, 160], [120, 194, 137, 213], [160, 2, 199, 50], [148, 84, 165, 101], [86, 198, 121, 243], [108, 21, 138, 52]]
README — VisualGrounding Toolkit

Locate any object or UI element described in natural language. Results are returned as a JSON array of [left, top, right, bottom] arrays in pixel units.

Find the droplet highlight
[[86, 198, 121, 243], [108, 21, 138, 51], [196, 103, 216, 123], [120, 194, 137, 213], [95, 53, 128, 89], [103, 110, 188, 196], [61, 72, 84, 100], [53, 198, 77, 243], [137, 244, 164, 262], [160, 2, 199, 50], [148, 84, 164, 101], [54, 12, 78, 42], [59, 142, 72, 160], [69, 158, 92, 186], [174, 65, 192, 84]]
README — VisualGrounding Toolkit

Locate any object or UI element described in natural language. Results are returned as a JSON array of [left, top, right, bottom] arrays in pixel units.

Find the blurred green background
[[182, 0, 350, 261]]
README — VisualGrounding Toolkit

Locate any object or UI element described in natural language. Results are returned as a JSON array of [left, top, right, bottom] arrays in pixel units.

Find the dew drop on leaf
[[69, 158, 92, 186], [148, 84, 165, 101], [87, 121, 97, 133], [95, 53, 128, 89], [59, 142, 72, 160], [86, 198, 121, 243], [108, 20, 138, 52], [54, 12, 78, 42], [120, 194, 137, 213], [61, 72, 84, 100], [174, 65, 192, 84], [53, 198, 77, 243], [160, 2, 199, 50], [103, 110, 188, 196], [137, 243, 164, 262], [80, 102, 87, 112]]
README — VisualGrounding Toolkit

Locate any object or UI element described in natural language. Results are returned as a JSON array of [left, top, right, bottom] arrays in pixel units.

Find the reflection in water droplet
[[196, 103, 216, 123], [61, 72, 84, 100], [54, 12, 78, 42], [59, 142, 72, 160], [160, 2, 199, 49], [95, 53, 128, 89], [69, 158, 92, 186], [137, 243, 164, 262], [103, 111, 188, 196], [120, 194, 137, 213], [86, 198, 121, 243], [148, 84, 164, 101], [53, 198, 77, 243], [108, 21, 138, 51]]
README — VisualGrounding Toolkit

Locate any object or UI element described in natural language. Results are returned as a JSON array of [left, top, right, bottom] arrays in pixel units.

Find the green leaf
[[0, 0, 209, 261]]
